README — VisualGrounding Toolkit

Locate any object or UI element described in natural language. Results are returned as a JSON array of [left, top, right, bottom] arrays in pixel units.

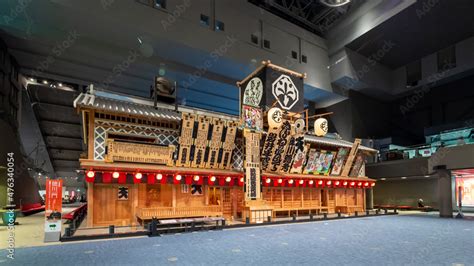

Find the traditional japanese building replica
[[75, 61, 377, 227]]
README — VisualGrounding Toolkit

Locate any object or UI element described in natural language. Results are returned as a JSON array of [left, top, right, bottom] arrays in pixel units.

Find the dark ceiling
[[347, 0, 474, 69], [249, 0, 356, 36], [27, 84, 84, 179]]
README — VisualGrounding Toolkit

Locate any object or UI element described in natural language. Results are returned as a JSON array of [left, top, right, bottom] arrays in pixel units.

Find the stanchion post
[[109, 225, 115, 235]]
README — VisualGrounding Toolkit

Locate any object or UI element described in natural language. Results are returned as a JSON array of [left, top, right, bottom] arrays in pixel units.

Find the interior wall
[[373, 178, 438, 208], [0, 119, 42, 206]]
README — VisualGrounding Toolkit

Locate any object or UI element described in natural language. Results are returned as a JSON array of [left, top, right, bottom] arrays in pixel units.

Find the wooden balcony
[[136, 206, 223, 220]]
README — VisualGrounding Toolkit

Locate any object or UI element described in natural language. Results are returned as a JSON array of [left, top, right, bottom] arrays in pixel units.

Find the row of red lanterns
[[85, 171, 375, 188], [85, 171, 244, 186], [262, 177, 375, 188]]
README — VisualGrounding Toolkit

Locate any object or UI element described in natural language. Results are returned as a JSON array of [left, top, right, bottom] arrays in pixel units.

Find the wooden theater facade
[[75, 62, 376, 227]]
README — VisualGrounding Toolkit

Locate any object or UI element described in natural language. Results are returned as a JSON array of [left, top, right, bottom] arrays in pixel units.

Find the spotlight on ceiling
[[320, 0, 351, 7]]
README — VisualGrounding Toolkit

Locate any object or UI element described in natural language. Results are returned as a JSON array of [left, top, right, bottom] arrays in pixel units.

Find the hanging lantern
[[240, 177, 244, 183], [112, 172, 120, 179], [357, 182, 362, 187], [371, 182, 376, 187], [294, 119, 305, 134], [266, 178, 271, 184], [268, 107, 283, 129], [225, 176, 232, 182], [299, 180, 304, 185], [176, 174, 182, 181], [309, 180, 314, 185], [318, 180, 323, 186], [210, 176, 216, 182], [364, 182, 369, 187], [86, 171, 95, 178], [288, 179, 294, 184], [194, 175, 200, 182], [343, 181, 348, 186], [326, 180, 332, 186], [278, 178, 283, 184], [156, 174, 163, 180], [314, 118, 328, 136], [135, 173, 143, 179], [335, 181, 340, 186]]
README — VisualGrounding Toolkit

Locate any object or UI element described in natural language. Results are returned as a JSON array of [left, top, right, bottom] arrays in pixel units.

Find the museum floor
[[1, 213, 473, 265]]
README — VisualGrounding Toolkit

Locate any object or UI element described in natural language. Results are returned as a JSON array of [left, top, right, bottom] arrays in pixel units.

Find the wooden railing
[[137, 206, 223, 220]]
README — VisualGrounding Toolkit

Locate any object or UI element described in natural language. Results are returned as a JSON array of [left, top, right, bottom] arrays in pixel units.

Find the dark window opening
[[200, 14, 209, 26], [302, 55, 307, 63], [155, 0, 166, 9], [263, 39, 270, 49], [291, 51, 298, 59], [437, 46, 456, 72], [251, 34, 259, 45], [215, 20, 225, 31], [406, 60, 421, 87]]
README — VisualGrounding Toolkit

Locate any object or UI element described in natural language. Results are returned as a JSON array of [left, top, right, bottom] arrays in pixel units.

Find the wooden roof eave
[[79, 159, 375, 181]]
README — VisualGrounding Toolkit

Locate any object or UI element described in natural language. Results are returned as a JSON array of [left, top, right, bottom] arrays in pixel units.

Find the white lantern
[[294, 119, 305, 134], [267, 107, 283, 129], [314, 118, 328, 136]]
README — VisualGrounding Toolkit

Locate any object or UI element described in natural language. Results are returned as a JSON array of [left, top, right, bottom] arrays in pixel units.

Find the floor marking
[[167, 257, 178, 262], [84, 250, 94, 254]]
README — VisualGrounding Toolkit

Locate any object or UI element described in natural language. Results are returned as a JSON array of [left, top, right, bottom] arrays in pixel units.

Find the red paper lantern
[[266, 178, 271, 184], [343, 181, 348, 186], [364, 182, 369, 187], [86, 171, 95, 178], [308, 180, 314, 186], [112, 172, 120, 179], [156, 174, 163, 180], [318, 180, 323, 186], [135, 173, 143, 179], [176, 174, 182, 181], [350, 181, 355, 187], [194, 175, 200, 182]]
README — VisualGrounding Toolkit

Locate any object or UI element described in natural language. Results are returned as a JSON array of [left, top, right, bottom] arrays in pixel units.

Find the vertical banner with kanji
[[44, 179, 63, 242]]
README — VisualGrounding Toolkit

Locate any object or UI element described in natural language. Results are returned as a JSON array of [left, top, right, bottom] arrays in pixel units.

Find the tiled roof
[[74, 93, 181, 121]]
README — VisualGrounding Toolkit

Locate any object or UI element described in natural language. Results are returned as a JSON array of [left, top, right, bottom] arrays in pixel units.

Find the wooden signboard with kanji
[[219, 121, 238, 169], [176, 113, 196, 167], [244, 131, 261, 200], [191, 116, 211, 168], [206, 118, 225, 168], [267, 120, 292, 172]]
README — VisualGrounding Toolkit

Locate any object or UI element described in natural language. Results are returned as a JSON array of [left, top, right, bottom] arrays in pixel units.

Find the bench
[[63, 204, 87, 220], [136, 206, 223, 223], [273, 206, 330, 217], [154, 217, 226, 233], [21, 203, 45, 215], [336, 205, 364, 214]]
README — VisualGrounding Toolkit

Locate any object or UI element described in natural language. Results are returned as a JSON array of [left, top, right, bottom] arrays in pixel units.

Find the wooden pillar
[[87, 111, 95, 160], [204, 185, 209, 205], [172, 185, 177, 208], [132, 184, 139, 225], [87, 182, 94, 227]]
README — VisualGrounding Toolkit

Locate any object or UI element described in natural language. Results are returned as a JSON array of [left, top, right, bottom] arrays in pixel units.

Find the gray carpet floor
[[1, 214, 473, 265]]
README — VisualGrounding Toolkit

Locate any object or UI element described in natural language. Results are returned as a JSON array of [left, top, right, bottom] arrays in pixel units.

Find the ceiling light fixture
[[320, 0, 351, 7]]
